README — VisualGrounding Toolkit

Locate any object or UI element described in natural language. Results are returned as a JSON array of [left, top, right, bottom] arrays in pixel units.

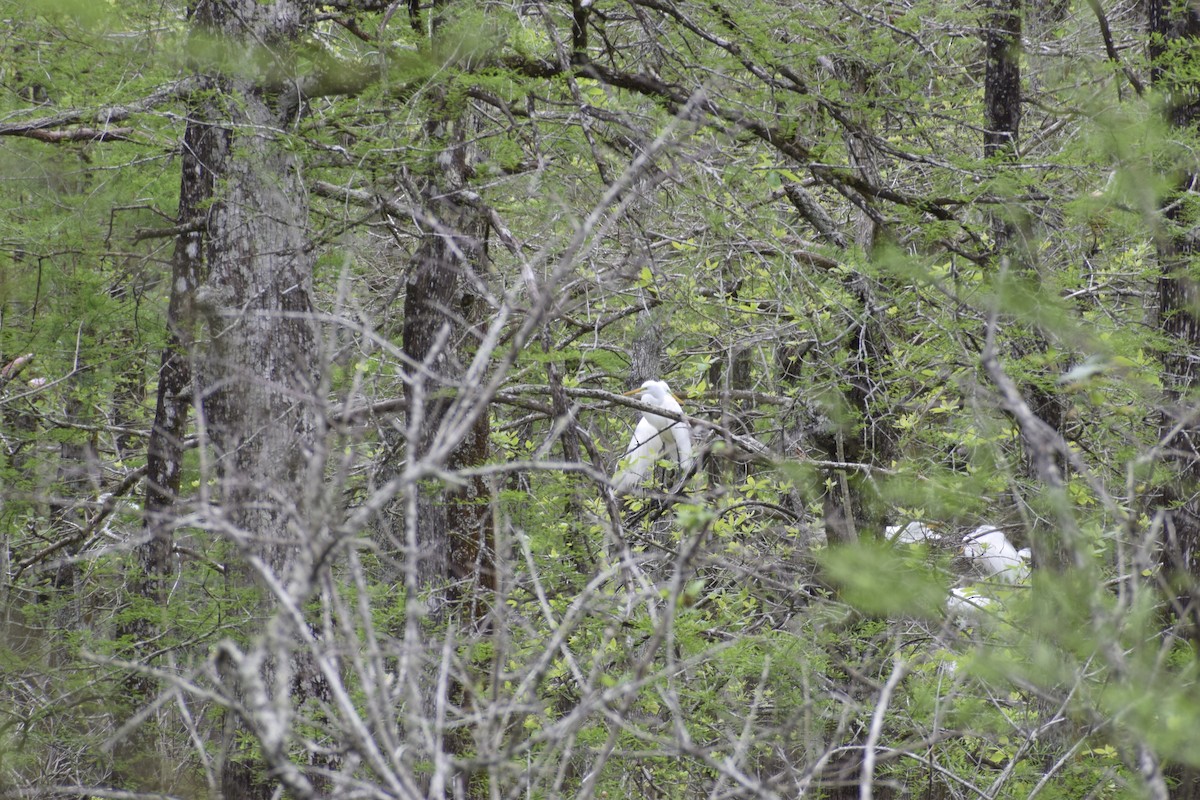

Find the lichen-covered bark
[[193, 0, 318, 577]]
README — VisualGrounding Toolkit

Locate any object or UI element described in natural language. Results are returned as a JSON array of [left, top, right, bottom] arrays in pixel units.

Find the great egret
[[946, 586, 994, 620], [963, 525, 1029, 583], [612, 379, 694, 495], [886, 521, 943, 545]]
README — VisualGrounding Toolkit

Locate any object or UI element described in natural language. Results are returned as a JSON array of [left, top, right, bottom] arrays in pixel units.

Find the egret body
[[963, 525, 1028, 582], [613, 379, 694, 495], [886, 521, 942, 545]]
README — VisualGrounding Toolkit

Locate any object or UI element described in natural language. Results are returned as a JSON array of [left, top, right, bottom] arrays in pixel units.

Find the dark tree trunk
[[402, 170, 495, 615], [982, 0, 1071, 569], [397, 121, 495, 800], [113, 108, 221, 791], [1156, 269, 1200, 607], [141, 113, 219, 579], [983, 0, 1024, 249], [395, 1, 496, 621], [984, 0, 1022, 160]]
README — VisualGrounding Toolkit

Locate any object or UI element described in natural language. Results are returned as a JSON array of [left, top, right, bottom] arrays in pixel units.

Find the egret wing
[[672, 419, 694, 475], [613, 416, 664, 495]]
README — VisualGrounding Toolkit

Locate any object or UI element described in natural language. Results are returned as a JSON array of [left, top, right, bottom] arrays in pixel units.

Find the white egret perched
[[963, 525, 1029, 583], [612, 379, 694, 495]]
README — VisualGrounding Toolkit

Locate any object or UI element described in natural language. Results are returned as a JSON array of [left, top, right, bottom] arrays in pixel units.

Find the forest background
[[4, 0, 1200, 798]]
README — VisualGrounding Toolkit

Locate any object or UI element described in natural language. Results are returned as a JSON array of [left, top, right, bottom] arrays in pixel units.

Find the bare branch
[[0, 79, 197, 140]]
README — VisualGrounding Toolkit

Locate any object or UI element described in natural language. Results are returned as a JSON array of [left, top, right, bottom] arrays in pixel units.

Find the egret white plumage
[[886, 521, 943, 545], [963, 525, 1029, 583], [612, 379, 694, 495], [946, 587, 994, 622]]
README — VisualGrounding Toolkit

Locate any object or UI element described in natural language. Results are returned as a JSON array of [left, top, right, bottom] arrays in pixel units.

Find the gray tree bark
[[180, 2, 321, 797]]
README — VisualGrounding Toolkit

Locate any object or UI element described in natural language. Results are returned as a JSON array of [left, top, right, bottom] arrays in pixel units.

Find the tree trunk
[[401, 158, 495, 616], [982, 0, 1072, 569], [396, 117, 495, 799], [113, 107, 221, 791], [807, 57, 895, 542], [983, 0, 1021, 247], [983, 0, 1022, 159], [181, 2, 320, 797]]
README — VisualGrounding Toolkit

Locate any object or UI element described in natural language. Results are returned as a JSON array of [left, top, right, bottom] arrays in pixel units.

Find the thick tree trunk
[[178, 2, 321, 797], [192, 0, 318, 579]]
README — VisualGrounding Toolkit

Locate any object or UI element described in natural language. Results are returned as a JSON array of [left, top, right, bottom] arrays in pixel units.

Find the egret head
[[624, 379, 675, 406]]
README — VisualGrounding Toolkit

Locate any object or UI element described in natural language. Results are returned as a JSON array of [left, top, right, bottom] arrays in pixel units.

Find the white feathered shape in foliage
[[963, 525, 1030, 583], [613, 379, 694, 495], [886, 521, 943, 545], [946, 587, 994, 623]]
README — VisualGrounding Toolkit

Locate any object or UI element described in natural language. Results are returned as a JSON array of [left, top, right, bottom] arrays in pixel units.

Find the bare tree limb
[[0, 79, 197, 140]]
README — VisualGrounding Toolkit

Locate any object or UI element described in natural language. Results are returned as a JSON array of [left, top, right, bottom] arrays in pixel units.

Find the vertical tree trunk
[[402, 159, 495, 614], [398, 123, 495, 800], [982, 0, 1071, 570], [192, 0, 318, 581], [394, 0, 497, 625], [179, 2, 320, 797], [801, 58, 896, 543], [142, 113, 219, 580], [984, 0, 1022, 158], [983, 0, 1024, 257], [394, 13, 496, 788], [113, 108, 221, 791]]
